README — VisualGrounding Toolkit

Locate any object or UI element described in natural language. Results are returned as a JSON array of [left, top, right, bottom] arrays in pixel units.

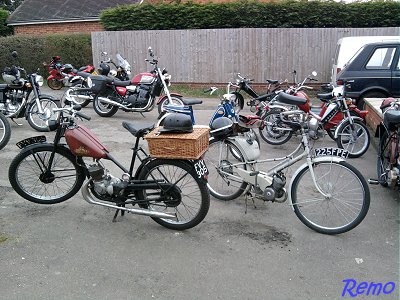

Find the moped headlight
[[86, 76, 93, 88], [35, 75, 44, 86]]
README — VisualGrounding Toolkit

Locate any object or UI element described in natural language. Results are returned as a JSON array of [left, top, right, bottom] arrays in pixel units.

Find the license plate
[[16, 135, 46, 149], [314, 147, 349, 159], [193, 159, 209, 180]]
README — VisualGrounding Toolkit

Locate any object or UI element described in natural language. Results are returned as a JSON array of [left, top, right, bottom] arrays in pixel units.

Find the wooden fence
[[91, 27, 400, 85]]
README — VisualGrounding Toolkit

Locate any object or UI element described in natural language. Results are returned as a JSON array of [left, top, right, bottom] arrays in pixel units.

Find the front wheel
[[157, 96, 184, 115], [136, 159, 210, 230], [0, 113, 11, 150], [8, 145, 86, 204], [27, 98, 60, 132], [93, 94, 119, 117], [336, 119, 370, 158], [291, 161, 370, 234], [47, 78, 63, 90]]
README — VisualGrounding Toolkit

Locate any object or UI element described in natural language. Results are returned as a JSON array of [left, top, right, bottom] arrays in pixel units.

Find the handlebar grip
[[76, 111, 91, 121], [380, 103, 392, 110]]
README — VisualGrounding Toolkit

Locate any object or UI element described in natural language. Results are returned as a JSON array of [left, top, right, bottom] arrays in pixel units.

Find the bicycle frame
[[214, 114, 345, 203]]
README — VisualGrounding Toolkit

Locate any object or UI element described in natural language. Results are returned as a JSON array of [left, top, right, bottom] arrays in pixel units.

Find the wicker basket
[[145, 126, 209, 159]]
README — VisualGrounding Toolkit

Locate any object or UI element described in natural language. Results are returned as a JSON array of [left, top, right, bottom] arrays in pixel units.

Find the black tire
[[27, 98, 60, 132], [358, 91, 386, 110], [336, 119, 370, 158], [259, 109, 293, 145], [0, 113, 11, 150], [157, 96, 184, 115], [325, 111, 359, 141], [93, 93, 119, 117], [291, 161, 370, 235], [69, 81, 92, 108], [204, 138, 248, 201], [136, 159, 210, 230], [377, 130, 391, 187], [47, 78, 63, 90], [8, 145, 86, 204]]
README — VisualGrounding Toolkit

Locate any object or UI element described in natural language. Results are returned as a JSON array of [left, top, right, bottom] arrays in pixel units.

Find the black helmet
[[98, 63, 110, 76], [210, 117, 233, 139], [159, 114, 193, 133]]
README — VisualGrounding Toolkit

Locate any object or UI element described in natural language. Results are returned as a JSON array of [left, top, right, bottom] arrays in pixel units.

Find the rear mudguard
[[157, 93, 183, 105], [135, 157, 208, 184], [333, 116, 364, 139], [25, 94, 61, 119]]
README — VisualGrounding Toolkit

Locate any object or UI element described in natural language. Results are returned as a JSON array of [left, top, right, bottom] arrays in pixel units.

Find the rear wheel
[[259, 109, 293, 145], [68, 81, 92, 107], [377, 130, 393, 187], [204, 138, 248, 200], [137, 159, 210, 230], [157, 96, 184, 115], [47, 78, 63, 90], [93, 92, 119, 117]]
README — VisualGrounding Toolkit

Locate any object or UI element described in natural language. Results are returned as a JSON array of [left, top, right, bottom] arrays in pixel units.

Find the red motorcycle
[[259, 74, 370, 158], [88, 47, 184, 117], [44, 56, 95, 90]]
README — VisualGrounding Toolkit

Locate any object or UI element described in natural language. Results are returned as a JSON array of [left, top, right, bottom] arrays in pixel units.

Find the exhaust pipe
[[81, 180, 177, 219]]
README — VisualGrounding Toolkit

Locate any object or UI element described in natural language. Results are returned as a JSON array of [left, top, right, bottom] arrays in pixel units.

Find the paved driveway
[[0, 88, 398, 299]]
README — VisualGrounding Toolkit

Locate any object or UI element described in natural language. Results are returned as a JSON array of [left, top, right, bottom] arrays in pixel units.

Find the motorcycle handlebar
[[75, 111, 91, 121]]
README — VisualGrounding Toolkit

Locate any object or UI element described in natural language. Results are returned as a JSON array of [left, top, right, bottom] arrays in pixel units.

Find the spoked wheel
[[47, 79, 63, 90], [93, 93, 119, 117], [0, 113, 11, 150], [137, 159, 210, 230], [27, 98, 60, 132], [67, 81, 93, 107], [377, 130, 393, 187], [291, 161, 370, 234], [336, 120, 370, 158], [204, 138, 248, 201], [157, 96, 184, 115], [8, 145, 86, 204], [259, 109, 293, 145]]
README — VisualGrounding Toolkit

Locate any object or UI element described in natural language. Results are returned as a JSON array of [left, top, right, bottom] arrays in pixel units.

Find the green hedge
[[0, 8, 12, 36], [100, 1, 400, 30], [0, 33, 92, 78]]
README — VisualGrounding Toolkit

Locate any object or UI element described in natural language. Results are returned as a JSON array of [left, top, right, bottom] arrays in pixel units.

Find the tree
[[0, 8, 12, 36], [0, 0, 24, 13]]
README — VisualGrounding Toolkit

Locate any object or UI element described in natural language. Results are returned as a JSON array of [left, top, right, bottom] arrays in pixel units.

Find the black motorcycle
[[1, 51, 60, 132]]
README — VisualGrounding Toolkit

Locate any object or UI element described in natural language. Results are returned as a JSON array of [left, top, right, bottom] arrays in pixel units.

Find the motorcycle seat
[[255, 93, 273, 102], [77, 71, 91, 78], [277, 92, 307, 106], [111, 79, 131, 87], [122, 121, 155, 138], [182, 99, 202, 106], [267, 79, 279, 85], [317, 92, 334, 103], [384, 110, 400, 129]]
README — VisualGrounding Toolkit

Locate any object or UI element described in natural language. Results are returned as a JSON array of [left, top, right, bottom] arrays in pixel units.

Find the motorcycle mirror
[[311, 71, 317, 77], [148, 47, 154, 57], [101, 51, 108, 56], [11, 51, 18, 58]]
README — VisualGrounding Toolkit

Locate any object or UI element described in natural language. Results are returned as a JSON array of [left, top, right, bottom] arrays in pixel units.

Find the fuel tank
[[64, 125, 108, 158], [294, 91, 311, 113], [131, 73, 156, 85]]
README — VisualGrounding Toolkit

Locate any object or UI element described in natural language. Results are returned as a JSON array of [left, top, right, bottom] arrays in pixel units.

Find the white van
[[331, 35, 400, 84]]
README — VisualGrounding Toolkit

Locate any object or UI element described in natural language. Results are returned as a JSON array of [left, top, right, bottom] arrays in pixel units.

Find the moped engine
[[88, 164, 128, 198], [263, 173, 287, 202], [0, 90, 23, 116]]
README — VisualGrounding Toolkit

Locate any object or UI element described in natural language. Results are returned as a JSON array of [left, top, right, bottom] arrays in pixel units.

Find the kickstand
[[112, 204, 125, 222], [244, 191, 257, 214], [11, 118, 23, 126], [140, 112, 145, 118]]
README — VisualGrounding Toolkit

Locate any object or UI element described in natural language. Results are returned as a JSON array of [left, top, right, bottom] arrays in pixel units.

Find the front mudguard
[[333, 116, 364, 139], [288, 156, 346, 210], [156, 93, 183, 105]]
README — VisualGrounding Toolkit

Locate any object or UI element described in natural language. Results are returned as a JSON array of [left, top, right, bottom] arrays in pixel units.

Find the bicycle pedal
[[368, 179, 379, 185]]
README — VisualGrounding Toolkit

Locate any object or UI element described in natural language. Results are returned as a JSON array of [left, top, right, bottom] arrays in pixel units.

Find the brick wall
[[14, 21, 103, 35]]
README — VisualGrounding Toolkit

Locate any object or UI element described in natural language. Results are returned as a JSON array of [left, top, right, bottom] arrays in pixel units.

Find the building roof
[[7, 0, 138, 25]]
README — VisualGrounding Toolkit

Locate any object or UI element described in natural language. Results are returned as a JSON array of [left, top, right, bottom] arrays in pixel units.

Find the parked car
[[337, 41, 400, 109], [331, 36, 400, 85]]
